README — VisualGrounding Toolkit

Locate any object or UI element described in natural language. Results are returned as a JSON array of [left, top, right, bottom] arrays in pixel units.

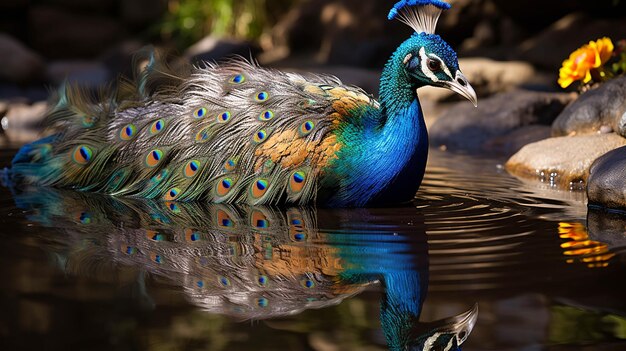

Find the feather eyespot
[[257, 275, 269, 286], [216, 177, 235, 197], [184, 228, 201, 242], [301, 278, 315, 289], [259, 110, 274, 121], [253, 129, 268, 144], [164, 187, 181, 201], [223, 159, 237, 172], [184, 160, 201, 178], [194, 107, 207, 119], [251, 178, 269, 198], [293, 232, 307, 241], [289, 170, 307, 193], [82, 116, 96, 127], [217, 209, 234, 228], [217, 111, 231, 123], [255, 91, 269, 102], [230, 74, 245, 84], [150, 252, 163, 264], [195, 129, 210, 143], [250, 211, 270, 229], [257, 297, 269, 307], [299, 121, 315, 136], [119, 124, 137, 140], [151, 169, 169, 184], [77, 211, 92, 225], [146, 230, 165, 241], [218, 276, 231, 287], [145, 149, 164, 167], [150, 119, 165, 135], [72, 145, 93, 165], [122, 245, 137, 255], [165, 201, 181, 214]]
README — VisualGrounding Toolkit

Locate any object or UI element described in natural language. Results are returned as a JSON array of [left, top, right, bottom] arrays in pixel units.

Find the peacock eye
[[427, 58, 442, 72]]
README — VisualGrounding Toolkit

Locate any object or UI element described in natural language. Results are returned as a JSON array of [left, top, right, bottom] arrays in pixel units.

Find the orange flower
[[558, 37, 614, 88]]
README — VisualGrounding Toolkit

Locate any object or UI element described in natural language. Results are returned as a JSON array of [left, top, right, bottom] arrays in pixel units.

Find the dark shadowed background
[[1, 0, 626, 151]]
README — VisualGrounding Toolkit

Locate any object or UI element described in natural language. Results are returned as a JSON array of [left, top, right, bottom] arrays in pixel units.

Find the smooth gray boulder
[[552, 76, 626, 137], [587, 209, 626, 249], [430, 90, 574, 154], [587, 146, 626, 210]]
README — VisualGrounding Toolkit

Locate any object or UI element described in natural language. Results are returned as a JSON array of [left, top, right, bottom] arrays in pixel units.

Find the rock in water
[[587, 146, 626, 210], [505, 134, 626, 189]]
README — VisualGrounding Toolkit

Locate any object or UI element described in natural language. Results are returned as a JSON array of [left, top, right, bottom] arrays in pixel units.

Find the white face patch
[[444, 336, 455, 351], [403, 53, 413, 65], [419, 47, 438, 83], [423, 332, 440, 351], [418, 48, 455, 84]]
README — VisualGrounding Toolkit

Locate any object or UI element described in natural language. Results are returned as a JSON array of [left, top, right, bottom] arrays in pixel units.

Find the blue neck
[[331, 229, 429, 350], [327, 48, 429, 207]]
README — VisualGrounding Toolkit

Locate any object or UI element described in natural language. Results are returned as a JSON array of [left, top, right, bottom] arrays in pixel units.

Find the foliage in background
[[159, 0, 297, 50], [558, 37, 626, 91]]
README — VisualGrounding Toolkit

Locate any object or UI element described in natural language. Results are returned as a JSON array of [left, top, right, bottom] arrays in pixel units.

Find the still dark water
[[0, 148, 625, 351]]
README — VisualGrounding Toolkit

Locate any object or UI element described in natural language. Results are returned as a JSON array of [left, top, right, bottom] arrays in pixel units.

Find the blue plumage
[[8, 0, 477, 207]]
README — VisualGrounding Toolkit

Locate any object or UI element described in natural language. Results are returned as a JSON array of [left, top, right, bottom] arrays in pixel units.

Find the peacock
[[9, 186, 478, 350], [8, 0, 476, 207]]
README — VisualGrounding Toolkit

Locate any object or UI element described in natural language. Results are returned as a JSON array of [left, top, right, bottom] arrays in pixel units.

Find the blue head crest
[[388, 0, 451, 34]]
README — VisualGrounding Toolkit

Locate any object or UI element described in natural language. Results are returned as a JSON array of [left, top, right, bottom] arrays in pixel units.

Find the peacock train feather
[[8, 0, 477, 207]]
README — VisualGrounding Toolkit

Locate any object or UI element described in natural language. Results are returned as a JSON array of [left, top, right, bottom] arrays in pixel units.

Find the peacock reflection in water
[[10, 187, 477, 351]]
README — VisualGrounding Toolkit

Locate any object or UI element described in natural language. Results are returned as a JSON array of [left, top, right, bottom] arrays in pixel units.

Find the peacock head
[[389, 0, 477, 107], [406, 304, 478, 351]]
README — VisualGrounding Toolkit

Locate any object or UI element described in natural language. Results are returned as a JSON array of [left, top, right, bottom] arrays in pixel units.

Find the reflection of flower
[[558, 37, 614, 88], [557, 222, 614, 268]]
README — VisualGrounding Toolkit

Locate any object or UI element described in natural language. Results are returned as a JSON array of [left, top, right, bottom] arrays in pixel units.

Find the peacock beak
[[443, 71, 478, 107]]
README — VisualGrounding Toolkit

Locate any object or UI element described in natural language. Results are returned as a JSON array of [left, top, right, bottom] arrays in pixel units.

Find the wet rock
[[430, 90, 574, 153], [505, 134, 626, 188], [420, 58, 536, 102], [552, 76, 626, 137], [519, 13, 626, 69], [0, 34, 45, 84], [1, 101, 48, 144], [185, 36, 261, 64], [587, 146, 626, 210], [28, 6, 125, 59], [587, 209, 626, 248], [46, 61, 110, 87]]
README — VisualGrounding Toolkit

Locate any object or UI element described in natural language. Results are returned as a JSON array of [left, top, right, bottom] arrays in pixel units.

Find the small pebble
[[599, 125, 613, 134]]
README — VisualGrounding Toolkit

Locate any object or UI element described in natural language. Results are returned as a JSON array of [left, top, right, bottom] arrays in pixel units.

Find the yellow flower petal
[[557, 37, 614, 88], [558, 76, 574, 88], [596, 37, 614, 64], [583, 70, 592, 83]]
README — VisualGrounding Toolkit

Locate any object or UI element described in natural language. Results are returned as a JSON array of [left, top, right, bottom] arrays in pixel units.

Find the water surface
[[0, 149, 625, 351]]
